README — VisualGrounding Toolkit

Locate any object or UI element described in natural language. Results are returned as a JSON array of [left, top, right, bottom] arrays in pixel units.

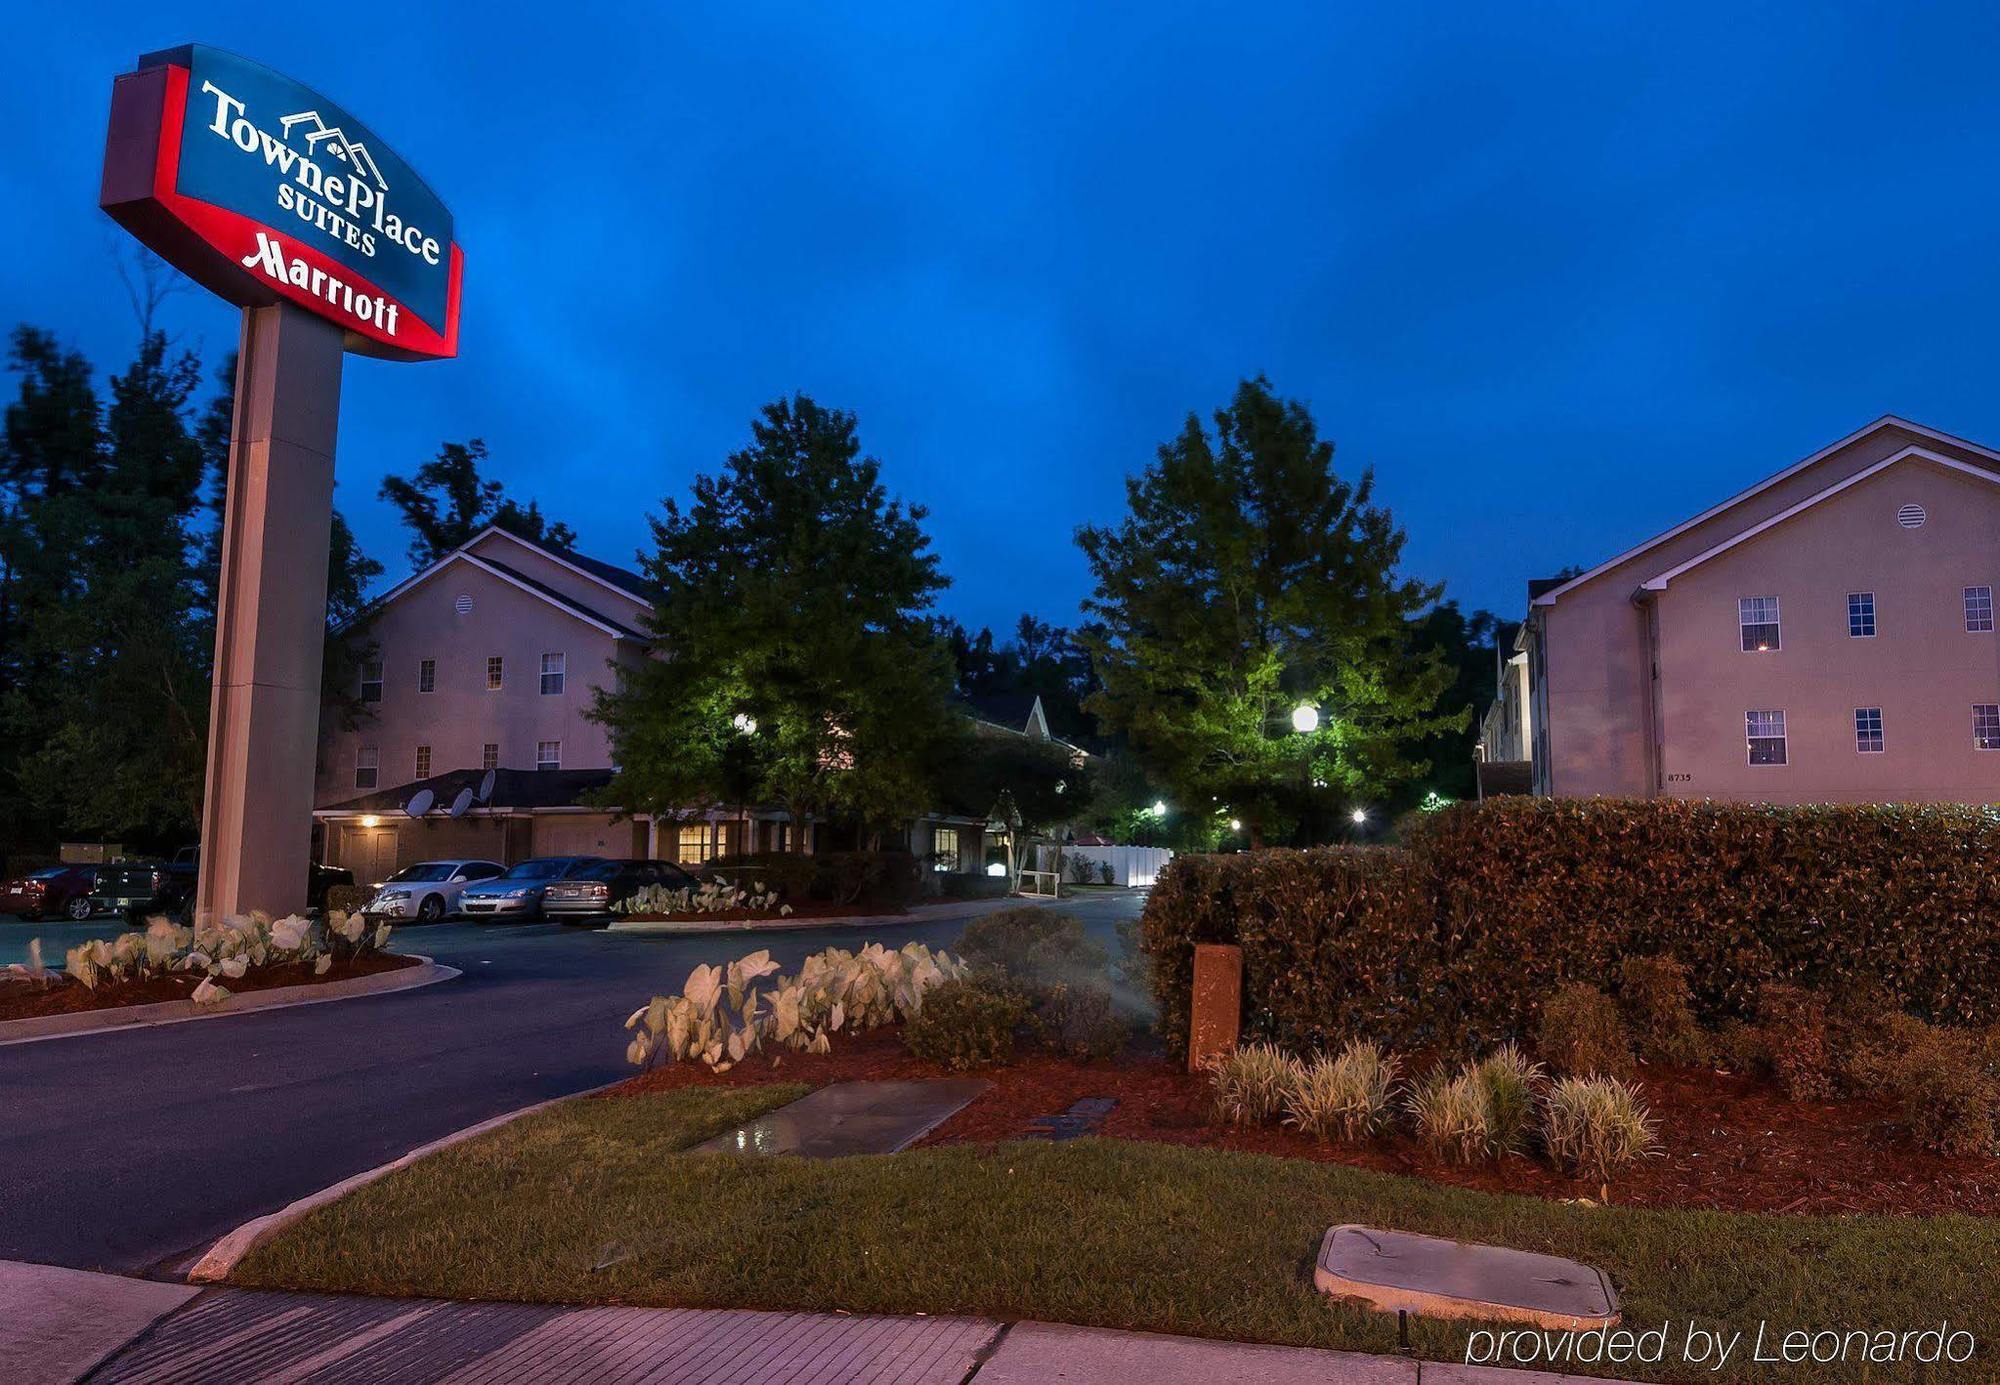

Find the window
[[418, 658, 436, 694], [359, 659, 384, 703], [1847, 593, 1875, 638], [1854, 708, 1884, 754], [355, 745, 379, 789], [933, 826, 961, 872], [677, 823, 713, 864], [1976, 705, 2000, 751], [540, 651, 566, 695], [414, 745, 432, 778], [1967, 587, 1995, 633], [481, 742, 499, 771], [1738, 596, 1780, 652], [486, 655, 504, 690], [536, 740, 561, 771], [1746, 710, 1786, 766]]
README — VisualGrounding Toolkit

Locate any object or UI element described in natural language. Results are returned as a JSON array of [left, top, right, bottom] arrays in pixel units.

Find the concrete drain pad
[[692, 1079, 990, 1157], [1314, 1224, 1619, 1330], [1026, 1097, 1118, 1141]]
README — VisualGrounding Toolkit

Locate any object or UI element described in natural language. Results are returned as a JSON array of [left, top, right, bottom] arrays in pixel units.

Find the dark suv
[[122, 853, 355, 924], [1, 863, 162, 921]]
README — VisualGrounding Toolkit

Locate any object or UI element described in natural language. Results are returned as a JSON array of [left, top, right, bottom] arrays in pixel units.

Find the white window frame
[[355, 745, 379, 789], [1966, 587, 1994, 634], [540, 651, 566, 696], [1746, 709, 1787, 766], [933, 825, 961, 872], [486, 655, 505, 690], [535, 739, 561, 771], [418, 658, 436, 694], [481, 742, 499, 771], [359, 659, 384, 703], [1846, 592, 1875, 638], [1854, 707, 1884, 754], [414, 744, 432, 778], [1976, 704, 2000, 751], [1738, 596, 1781, 652], [677, 823, 713, 864]]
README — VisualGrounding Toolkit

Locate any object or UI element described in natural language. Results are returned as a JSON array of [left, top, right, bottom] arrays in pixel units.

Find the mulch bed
[[619, 902, 906, 923], [614, 1027, 2000, 1218], [0, 951, 421, 1021]]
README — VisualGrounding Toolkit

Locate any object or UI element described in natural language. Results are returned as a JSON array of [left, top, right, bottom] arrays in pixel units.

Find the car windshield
[[27, 867, 69, 880], [573, 861, 623, 881], [499, 859, 571, 881], [388, 864, 455, 883]]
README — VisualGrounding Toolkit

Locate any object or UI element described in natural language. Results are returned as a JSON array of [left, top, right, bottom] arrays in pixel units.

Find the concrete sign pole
[[195, 302, 343, 921]]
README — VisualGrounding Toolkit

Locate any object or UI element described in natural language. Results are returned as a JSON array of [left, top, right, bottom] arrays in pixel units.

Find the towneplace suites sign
[[102, 44, 461, 359]]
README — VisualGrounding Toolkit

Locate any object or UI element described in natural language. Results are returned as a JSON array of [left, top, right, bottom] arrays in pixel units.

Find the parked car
[[121, 857, 356, 925], [1, 863, 163, 921], [362, 860, 505, 923], [456, 857, 603, 921], [542, 859, 696, 922]]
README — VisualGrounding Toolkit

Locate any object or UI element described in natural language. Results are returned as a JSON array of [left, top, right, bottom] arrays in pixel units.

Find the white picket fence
[[1032, 843, 1174, 888]]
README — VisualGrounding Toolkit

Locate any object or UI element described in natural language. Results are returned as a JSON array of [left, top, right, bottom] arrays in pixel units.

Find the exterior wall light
[[1291, 703, 1320, 734]]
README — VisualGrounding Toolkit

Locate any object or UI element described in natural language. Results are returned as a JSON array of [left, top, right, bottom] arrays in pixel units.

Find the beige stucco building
[[1523, 416, 2000, 804]]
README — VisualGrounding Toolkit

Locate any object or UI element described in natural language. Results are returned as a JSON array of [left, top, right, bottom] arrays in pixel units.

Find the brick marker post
[[1187, 943, 1244, 1072], [196, 303, 343, 922]]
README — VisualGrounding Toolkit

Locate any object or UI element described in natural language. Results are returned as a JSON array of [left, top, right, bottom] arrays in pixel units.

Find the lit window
[[1738, 596, 1780, 652], [678, 823, 713, 863], [540, 651, 566, 695], [1966, 587, 1994, 633], [536, 740, 560, 771], [482, 743, 499, 771], [355, 746, 379, 789], [1847, 593, 1875, 638], [1976, 705, 2000, 751], [1746, 710, 1786, 766], [414, 745, 432, 778], [933, 826, 961, 872], [418, 658, 436, 694], [359, 660, 383, 703], [486, 655, 504, 690], [1854, 708, 1883, 754]]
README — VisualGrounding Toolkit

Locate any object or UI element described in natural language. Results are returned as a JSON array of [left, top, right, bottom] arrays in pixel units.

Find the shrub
[[902, 978, 1030, 1070], [955, 908, 1107, 990], [1535, 983, 1634, 1078], [1847, 1014, 1999, 1157], [1207, 1043, 1300, 1126], [53, 911, 391, 1004], [1472, 1042, 1546, 1155], [702, 851, 921, 907], [1099, 861, 1116, 885], [1407, 1069, 1491, 1164], [616, 879, 787, 918], [1757, 983, 1835, 1100], [1618, 955, 1708, 1066], [1141, 798, 2000, 1057], [1542, 1076, 1659, 1182], [324, 884, 373, 917], [1283, 1039, 1401, 1143], [1713, 1018, 1768, 1076], [704, 852, 817, 900], [1033, 982, 1130, 1061]]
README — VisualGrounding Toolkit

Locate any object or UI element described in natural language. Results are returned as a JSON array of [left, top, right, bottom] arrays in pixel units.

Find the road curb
[[186, 1076, 628, 1284], [601, 894, 1058, 936], [0, 954, 459, 1048]]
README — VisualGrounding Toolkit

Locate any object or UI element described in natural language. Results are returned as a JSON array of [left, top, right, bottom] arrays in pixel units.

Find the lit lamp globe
[[1151, 800, 1168, 818], [732, 712, 758, 735], [1351, 808, 1368, 825], [1291, 704, 1320, 734]]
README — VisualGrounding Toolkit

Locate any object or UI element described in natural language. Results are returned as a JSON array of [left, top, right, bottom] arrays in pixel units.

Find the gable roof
[[960, 691, 1051, 739], [1637, 445, 2000, 592], [464, 526, 658, 604], [1531, 416, 2000, 609], [345, 531, 653, 640]]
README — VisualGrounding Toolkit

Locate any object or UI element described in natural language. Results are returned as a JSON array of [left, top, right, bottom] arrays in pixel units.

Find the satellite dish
[[477, 769, 497, 802], [403, 788, 436, 818], [449, 787, 475, 818]]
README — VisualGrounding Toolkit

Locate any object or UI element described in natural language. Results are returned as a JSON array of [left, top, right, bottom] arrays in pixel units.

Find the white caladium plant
[[50, 907, 395, 995], [624, 941, 967, 1072], [612, 879, 790, 918]]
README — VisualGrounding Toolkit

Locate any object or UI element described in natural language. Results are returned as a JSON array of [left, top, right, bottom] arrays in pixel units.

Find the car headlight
[[380, 889, 410, 900], [506, 887, 535, 898]]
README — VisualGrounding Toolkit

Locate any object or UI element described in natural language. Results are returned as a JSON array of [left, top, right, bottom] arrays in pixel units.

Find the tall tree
[[378, 438, 576, 567], [936, 731, 1090, 891], [1076, 377, 1459, 845], [593, 394, 956, 845], [1405, 600, 1513, 804]]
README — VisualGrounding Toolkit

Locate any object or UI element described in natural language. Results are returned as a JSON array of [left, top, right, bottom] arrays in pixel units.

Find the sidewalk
[[6, 1259, 1639, 1385]]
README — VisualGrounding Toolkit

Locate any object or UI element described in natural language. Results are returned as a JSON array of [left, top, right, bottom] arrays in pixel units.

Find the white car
[[365, 860, 506, 924]]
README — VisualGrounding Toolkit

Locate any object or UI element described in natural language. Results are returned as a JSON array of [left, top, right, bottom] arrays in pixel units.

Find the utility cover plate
[[1314, 1225, 1618, 1331]]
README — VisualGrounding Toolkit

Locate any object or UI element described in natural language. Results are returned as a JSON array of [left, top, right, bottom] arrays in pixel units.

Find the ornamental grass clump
[[1471, 1041, 1546, 1155], [1542, 1075, 1659, 1183], [1407, 1068, 1491, 1164], [1282, 1039, 1401, 1143], [1206, 1042, 1300, 1126]]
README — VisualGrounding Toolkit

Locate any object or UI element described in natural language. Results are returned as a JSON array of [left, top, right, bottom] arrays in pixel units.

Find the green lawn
[[234, 1087, 1999, 1382]]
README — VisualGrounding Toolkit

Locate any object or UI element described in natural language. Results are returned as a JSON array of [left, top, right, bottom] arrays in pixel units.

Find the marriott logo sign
[[198, 79, 443, 269]]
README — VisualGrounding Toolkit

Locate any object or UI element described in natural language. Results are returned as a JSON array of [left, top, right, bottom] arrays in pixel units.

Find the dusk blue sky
[[8, 5, 2000, 636]]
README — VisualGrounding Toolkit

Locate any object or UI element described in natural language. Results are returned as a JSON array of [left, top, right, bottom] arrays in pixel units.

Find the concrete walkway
[[5, 1260, 1642, 1385]]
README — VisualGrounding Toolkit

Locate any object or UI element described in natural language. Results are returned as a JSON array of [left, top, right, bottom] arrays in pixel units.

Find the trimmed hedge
[[704, 850, 922, 908], [1142, 797, 2000, 1056]]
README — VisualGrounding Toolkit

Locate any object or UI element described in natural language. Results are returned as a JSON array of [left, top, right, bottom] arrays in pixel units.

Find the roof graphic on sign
[[278, 109, 388, 189]]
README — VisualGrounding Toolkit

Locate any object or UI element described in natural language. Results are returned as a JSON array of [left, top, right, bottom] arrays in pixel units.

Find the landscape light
[[1351, 808, 1368, 825], [1291, 703, 1320, 734], [1229, 818, 1242, 831], [732, 712, 758, 735], [1151, 800, 1168, 818]]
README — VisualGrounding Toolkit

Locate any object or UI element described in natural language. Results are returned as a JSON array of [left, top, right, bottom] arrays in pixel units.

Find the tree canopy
[[378, 438, 576, 568], [593, 394, 958, 843], [1076, 377, 1460, 844]]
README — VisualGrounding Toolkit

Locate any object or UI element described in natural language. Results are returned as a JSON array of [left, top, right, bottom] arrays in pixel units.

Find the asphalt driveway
[[0, 892, 1146, 1275]]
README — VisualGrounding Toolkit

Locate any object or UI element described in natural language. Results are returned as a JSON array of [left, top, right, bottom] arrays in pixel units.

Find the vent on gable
[[454, 594, 474, 616], [1897, 503, 1927, 530]]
